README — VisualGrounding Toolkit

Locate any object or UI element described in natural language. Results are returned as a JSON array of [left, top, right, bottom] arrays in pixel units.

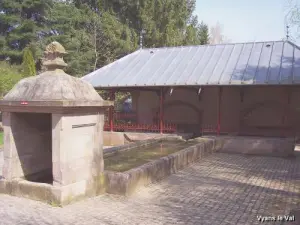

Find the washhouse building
[[82, 40, 300, 138]]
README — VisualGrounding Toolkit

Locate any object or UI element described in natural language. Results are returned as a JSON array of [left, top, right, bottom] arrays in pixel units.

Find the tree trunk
[[93, 21, 98, 71]]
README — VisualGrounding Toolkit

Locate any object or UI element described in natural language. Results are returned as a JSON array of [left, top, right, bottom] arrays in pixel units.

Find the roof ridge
[[141, 40, 290, 51], [286, 40, 300, 50]]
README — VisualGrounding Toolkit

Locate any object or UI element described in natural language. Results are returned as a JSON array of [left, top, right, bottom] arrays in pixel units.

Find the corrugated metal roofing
[[81, 41, 300, 88]]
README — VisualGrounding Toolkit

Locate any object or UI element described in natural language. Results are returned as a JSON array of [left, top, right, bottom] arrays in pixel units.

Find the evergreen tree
[[41, 1, 136, 76], [0, 61, 23, 98], [0, 0, 53, 64], [1, 0, 210, 77], [22, 47, 36, 77], [198, 21, 209, 45]]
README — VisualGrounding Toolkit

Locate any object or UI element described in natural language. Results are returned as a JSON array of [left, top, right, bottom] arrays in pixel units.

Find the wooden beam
[[240, 87, 244, 103], [217, 87, 223, 135], [109, 90, 115, 132], [159, 87, 164, 134], [198, 87, 203, 101]]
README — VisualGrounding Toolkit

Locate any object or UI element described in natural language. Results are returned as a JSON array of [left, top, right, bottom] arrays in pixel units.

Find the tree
[[1, 0, 209, 77], [22, 47, 36, 77], [198, 21, 209, 45], [0, 0, 53, 64], [209, 22, 224, 44], [209, 22, 230, 44], [42, 1, 97, 76], [286, 0, 300, 39], [41, 1, 136, 76], [183, 18, 209, 45], [98, 0, 205, 48], [0, 61, 22, 98]]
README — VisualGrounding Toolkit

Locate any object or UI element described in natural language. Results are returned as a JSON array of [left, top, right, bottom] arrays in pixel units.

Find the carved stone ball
[[45, 41, 67, 54]]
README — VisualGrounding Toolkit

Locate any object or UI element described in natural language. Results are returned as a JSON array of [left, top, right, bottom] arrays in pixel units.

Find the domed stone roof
[[3, 41, 104, 103], [4, 70, 103, 101]]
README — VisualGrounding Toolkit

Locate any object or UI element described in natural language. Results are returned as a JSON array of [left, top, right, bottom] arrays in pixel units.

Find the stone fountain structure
[[0, 42, 112, 205]]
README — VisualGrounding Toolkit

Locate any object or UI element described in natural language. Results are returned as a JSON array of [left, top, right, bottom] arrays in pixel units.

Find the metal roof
[[82, 41, 300, 88]]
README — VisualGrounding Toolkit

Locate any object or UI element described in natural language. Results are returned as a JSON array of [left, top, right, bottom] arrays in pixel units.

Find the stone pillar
[[52, 113, 104, 202], [2, 112, 18, 180]]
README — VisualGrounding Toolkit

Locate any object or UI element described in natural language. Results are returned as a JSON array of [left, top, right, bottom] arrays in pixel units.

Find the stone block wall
[[103, 132, 125, 146], [213, 136, 295, 157], [52, 113, 104, 187]]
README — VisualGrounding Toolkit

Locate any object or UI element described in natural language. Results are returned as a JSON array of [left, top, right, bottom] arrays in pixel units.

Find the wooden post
[[282, 88, 291, 137], [217, 87, 223, 135], [109, 90, 115, 132], [159, 88, 164, 134]]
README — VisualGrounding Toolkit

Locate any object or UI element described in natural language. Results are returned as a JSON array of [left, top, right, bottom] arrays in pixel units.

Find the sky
[[195, 0, 300, 45]]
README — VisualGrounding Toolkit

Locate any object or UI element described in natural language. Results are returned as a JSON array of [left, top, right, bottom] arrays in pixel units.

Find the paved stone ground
[[0, 151, 3, 177], [0, 153, 299, 225]]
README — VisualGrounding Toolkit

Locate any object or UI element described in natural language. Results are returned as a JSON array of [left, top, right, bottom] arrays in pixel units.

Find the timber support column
[[109, 90, 115, 132], [217, 87, 223, 135], [132, 91, 140, 123], [282, 88, 292, 137], [159, 88, 164, 134]]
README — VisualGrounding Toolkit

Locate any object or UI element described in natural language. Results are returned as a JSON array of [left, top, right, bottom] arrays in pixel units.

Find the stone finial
[[43, 41, 68, 70]]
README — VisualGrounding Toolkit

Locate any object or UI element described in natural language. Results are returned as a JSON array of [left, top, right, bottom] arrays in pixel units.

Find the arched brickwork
[[153, 100, 202, 134], [240, 100, 300, 136]]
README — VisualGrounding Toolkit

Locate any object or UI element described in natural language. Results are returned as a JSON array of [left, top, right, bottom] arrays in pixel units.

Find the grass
[[0, 131, 3, 147]]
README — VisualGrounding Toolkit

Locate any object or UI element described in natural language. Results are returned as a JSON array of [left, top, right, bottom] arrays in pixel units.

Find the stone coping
[[103, 137, 162, 157], [0, 100, 113, 107], [201, 135, 295, 141], [204, 135, 296, 157], [103, 134, 189, 157]]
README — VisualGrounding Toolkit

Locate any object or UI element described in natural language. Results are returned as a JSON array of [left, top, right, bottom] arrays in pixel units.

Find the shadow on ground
[[131, 153, 300, 225]]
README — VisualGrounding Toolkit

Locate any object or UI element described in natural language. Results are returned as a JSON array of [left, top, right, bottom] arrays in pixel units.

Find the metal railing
[[103, 123, 177, 133], [104, 111, 177, 133]]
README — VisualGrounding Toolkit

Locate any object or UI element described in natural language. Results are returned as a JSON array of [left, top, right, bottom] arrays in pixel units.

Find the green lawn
[[0, 132, 3, 147]]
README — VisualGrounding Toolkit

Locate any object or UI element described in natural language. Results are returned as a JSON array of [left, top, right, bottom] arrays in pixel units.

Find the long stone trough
[[103, 136, 223, 196]]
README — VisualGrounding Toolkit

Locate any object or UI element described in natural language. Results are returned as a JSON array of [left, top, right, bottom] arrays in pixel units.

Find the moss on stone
[[98, 173, 106, 187], [48, 199, 61, 207]]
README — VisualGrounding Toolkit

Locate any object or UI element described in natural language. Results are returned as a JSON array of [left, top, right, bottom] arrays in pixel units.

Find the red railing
[[104, 122, 177, 133], [104, 111, 177, 133]]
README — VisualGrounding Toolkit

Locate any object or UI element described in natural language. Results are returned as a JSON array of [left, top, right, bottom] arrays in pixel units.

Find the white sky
[[195, 0, 300, 45]]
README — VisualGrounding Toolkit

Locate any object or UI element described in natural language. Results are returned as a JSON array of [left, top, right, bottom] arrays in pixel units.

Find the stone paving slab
[[0, 153, 299, 225]]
